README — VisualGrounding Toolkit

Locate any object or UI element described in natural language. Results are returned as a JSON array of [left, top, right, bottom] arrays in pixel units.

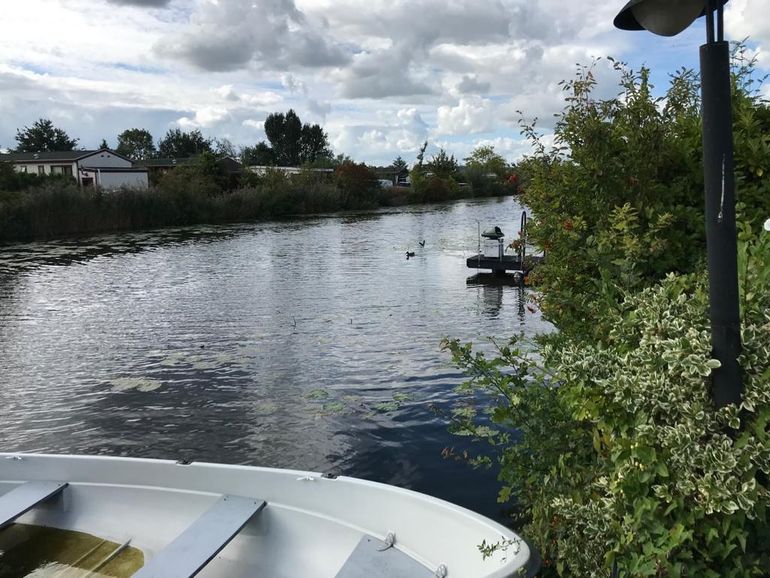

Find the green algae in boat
[[0, 523, 144, 577]]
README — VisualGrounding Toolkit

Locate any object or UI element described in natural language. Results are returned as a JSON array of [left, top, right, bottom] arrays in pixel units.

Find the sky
[[0, 0, 767, 166]]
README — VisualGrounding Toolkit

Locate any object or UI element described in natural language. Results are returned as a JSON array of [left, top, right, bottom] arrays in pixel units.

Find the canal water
[[0, 197, 551, 520]]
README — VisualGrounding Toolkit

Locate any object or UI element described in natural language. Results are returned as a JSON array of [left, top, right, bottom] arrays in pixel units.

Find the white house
[[0, 149, 149, 190]]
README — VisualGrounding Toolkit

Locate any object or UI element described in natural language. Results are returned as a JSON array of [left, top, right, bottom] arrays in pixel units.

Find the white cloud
[[396, 108, 427, 126], [435, 96, 495, 136], [725, 0, 770, 67], [177, 107, 231, 129], [154, 0, 350, 72], [0, 0, 768, 161], [335, 45, 434, 98], [213, 85, 282, 107], [307, 99, 331, 121], [214, 85, 240, 101], [281, 74, 307, 94], [242, 119, 265, 131], [455, 74, 490, 94], [106, 0, 171, 6], [326, 105, 431, 163], [726, 0, 770, 45], [242, 92, 283, 107]]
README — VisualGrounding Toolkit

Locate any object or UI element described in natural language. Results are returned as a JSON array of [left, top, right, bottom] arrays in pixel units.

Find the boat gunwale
[[0, 452, 532, 577]]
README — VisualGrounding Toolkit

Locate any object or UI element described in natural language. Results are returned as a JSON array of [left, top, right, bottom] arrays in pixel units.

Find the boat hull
[[0, 453, 532, 577]]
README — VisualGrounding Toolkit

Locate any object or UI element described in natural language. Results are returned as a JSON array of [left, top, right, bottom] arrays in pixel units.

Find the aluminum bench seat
[[134, 494, 266, 578], [335, 535, 436, 578], [0, 481, 68, 530]]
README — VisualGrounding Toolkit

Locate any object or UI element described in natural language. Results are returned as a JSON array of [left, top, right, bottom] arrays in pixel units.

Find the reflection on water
[[0, 198, 551, 519]]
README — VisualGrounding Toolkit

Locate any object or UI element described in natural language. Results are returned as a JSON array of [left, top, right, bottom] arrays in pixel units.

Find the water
[[0, 197, 551, 520], [0, 524, 144, 577]]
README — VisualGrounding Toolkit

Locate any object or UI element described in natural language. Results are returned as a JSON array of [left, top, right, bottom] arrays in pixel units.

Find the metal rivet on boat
[[434, 564, 448, 577], [321, 472, 338, 479], [175, 459, 193, 465]]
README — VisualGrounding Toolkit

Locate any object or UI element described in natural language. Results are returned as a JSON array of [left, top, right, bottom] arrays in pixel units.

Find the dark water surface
[[0, 197, 550, 520]]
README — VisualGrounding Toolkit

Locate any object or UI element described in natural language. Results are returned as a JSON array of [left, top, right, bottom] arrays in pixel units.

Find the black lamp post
[[614, 0, 742, 408]]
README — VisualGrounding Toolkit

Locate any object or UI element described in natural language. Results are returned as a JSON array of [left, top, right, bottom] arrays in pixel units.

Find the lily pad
[[252, 401, 278, 416], [189, 359, 219, 370], [372, 401, 400, 413], [321, 401, 346, 414], [305, 388, 331, 400], [110, 377, 162, 392], [159, 352, 186, 367]]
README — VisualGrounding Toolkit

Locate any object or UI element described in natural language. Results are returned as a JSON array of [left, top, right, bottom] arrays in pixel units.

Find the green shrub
[[519, 48, 770, 339], [444, 224, 770, 577], [519, 60, 705, 339], [445, 46, 770, 575], [731, 45, 770, 229], [0, 157, 518, 243], [465, 167, 514, 197], [334, 162, 380, 209], [420, 174, 460, 202], [0, 161, 76, 192]]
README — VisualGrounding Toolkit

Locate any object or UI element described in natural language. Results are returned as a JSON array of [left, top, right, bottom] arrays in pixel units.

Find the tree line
[[6, 115, 520, 186], [7, 110, 335, 166]]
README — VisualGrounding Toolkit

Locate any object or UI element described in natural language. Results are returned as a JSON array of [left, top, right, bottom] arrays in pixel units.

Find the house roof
[[0, 149, 134, 164], [1, 151, 87, 162], [247, 165, 334, 174], [136, 156, 243, 173], [372, 166, 409, 177], [80, 167, 148, 173], [135, 157, 193, 168], [219, 157, 243, 173]]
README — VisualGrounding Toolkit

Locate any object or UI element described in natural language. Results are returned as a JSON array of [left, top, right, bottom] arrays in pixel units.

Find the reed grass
[[0, 175, 505, 243]]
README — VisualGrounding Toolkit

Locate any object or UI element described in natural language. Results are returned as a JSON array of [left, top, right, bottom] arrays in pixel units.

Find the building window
[[51, 165, 73, 176], [38, 165, 45, 175], [19, 166, 27, 173]]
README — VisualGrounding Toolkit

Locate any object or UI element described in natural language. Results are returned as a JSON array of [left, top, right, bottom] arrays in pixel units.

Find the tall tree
[[14, 118, 78, 152], [214, 138, 238, 158], [300, 123, 332, 164], [99, 138, 110, 150], [116, 128, 156, 160], [426, 148, 459, 179], [157, 128, 212, 159], [415, 141, 428, 169], [263, 109, 332, 166], [392, 156, 408, 173], [464, 145, 508, 178], [264, 109, 303, 166], [241, 142, 276, 166], [332, 153, 352, 167]]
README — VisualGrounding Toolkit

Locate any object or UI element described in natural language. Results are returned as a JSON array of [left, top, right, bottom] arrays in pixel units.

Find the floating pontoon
[[466, 213, 543, 282]]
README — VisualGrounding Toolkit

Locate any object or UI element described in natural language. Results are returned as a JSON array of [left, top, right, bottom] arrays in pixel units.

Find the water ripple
[[0, 198, 551, 518]]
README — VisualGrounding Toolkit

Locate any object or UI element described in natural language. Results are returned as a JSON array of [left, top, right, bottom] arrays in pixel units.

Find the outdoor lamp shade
[[614, 0, 728, 35]]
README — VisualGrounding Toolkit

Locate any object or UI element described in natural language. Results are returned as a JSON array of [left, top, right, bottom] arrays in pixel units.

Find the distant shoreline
[[0, 183, 515, 244]]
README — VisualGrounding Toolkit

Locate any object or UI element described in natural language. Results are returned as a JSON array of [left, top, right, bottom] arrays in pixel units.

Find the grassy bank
[[0, 169, 508, 244]]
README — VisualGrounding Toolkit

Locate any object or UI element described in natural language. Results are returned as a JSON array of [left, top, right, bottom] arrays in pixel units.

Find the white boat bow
[[0, 453, 535, 577]]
